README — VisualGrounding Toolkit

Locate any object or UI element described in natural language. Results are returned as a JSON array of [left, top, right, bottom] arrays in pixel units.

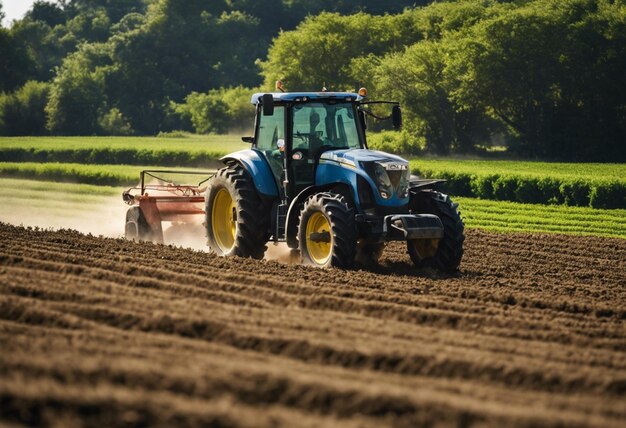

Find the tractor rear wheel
[[125, 206, 154, 242], [408, 191, 464, 272], [205, 165, 270, 259], [298, 193, 356, 268]]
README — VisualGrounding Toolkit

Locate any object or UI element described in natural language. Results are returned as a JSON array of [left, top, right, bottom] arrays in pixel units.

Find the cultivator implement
[[122, 170, 214, 243]]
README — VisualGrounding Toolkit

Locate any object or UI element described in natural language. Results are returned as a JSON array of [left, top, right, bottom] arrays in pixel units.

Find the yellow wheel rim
[[306, 211, 332, 265], [212, 188, 236, 253]]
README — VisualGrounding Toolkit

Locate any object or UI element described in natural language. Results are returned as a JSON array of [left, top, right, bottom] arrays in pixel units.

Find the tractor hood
[[319, 149, 408, 167], [317, 148, 411, 205]]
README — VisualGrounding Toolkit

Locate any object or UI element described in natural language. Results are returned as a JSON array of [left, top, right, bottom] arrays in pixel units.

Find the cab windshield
[[291, 102, 362, 152]]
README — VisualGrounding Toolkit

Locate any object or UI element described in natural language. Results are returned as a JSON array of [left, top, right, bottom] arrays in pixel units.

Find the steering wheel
[[294, 131, 310, 144]]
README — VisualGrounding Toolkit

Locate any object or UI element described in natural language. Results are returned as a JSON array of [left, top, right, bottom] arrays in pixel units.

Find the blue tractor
[[205, 91, 464, 271]]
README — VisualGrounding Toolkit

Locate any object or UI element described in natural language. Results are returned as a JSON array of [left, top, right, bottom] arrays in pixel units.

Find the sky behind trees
[[1, 1, 57, 27]]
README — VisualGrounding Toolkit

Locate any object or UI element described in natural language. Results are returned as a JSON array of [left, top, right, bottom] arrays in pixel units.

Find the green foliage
[[447, 0, 626, 160], [589, 181, 626, 210], [410, 159, 626, 208], [0, 27, 33, 92], [366, 131, 424, 155], [10, 19, 66, 84], [173, 86, 255, 134], [1, 0, 437, 137], [259, 12, 421, 91], [26, 1, 67, 27], [261, 0, 626, 160], [0, 81, 51, 136], [174, 92, 229, 135], [45, 43, 110, 135], [98, 107, 133, 135]]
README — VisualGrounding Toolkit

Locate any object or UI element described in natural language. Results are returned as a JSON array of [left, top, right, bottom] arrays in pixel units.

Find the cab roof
[[251, 92, 359, 104]]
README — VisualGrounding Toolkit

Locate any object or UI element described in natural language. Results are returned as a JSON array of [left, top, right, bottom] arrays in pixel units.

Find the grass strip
[[0, 163, 214, 187], [0, 135, 248, 167]]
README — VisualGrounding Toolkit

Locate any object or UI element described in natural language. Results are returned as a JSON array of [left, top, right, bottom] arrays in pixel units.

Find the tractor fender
[[220, 149, 279, 197], [285, 182, 353, 249]]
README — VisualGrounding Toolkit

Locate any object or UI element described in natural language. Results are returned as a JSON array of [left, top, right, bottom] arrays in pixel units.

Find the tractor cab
[[249, 92, 370, 198]]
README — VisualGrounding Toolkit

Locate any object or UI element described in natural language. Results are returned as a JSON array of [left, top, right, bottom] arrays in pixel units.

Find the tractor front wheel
[[298, 193, 356, 268], [205, 165, 270, 259], [408, 191, 464, 272]]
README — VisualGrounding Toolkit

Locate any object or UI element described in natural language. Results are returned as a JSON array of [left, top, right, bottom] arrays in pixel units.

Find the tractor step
[[275, 203, 288, 240]]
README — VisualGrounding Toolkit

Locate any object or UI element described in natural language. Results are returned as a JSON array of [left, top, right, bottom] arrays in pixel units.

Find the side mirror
[[241, 136, 253, 144], [262, 93, 274, 116], [392, 105, 402, 129]]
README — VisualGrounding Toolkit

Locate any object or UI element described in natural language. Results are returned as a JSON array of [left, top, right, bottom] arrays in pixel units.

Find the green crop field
[[456, 197, 626, 238], [410, 159, 625, 180], [0, 135, 247, 152], [410, 159, 626, 209], [0, 135, 249, 167], [0, 162, 215, 186]]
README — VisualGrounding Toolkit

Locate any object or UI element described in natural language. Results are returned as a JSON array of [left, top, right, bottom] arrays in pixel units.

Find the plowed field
[[1, 223, 625, 427]]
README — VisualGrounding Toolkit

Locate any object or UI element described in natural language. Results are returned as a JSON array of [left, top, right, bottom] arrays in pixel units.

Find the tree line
[[0, 0, 424, 135], [262, 0, 626, 161], [0, 0, 624, 161]]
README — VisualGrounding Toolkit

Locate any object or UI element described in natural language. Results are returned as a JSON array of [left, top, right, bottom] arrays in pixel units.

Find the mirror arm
[[359, 107, 392, 121]]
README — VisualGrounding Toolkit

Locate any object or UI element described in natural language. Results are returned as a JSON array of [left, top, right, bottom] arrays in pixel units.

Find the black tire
[[205, 165, 270, 259], [298, 193, 356, 268], [355, 241, 385, 266], [125, 206, 154, 242], [408, 191, 464, 272]]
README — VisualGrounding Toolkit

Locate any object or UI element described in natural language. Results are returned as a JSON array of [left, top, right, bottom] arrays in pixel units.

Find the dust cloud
[[264, 243, 300, 265], [1, 189, 300, 264], [1, 196, 127, 239]]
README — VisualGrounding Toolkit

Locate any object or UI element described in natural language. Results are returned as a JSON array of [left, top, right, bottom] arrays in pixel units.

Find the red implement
[[123, 170, 214, 243]]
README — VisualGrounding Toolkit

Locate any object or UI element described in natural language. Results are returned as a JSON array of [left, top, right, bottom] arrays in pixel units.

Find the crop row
[[0, 135, 247, 167], [455, 197, 626, 238], [410, 159, 625, 180], [0, 162, 141, 186], [0, 162, 217, 189], [412, 163, 626, 209]]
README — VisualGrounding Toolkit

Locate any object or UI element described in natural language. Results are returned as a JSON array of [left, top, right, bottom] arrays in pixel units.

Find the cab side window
[[257, 106, 285, 151], [256, 106, 285, 179]]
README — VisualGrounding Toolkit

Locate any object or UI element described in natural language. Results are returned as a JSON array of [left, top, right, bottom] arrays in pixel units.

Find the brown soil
[[0, 222, 624, 427]]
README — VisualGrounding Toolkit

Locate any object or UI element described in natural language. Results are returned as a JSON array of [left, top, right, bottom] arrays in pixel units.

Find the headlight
[[397, 168, 410, 198], [374, 162, 393, 199], [362, 161, 410, 200]]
